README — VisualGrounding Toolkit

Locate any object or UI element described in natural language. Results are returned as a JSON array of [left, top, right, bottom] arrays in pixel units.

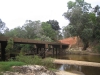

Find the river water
[[57, 55, 100, 75]]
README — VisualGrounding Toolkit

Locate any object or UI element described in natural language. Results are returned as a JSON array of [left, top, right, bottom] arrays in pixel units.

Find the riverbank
[[66, 50, 100, 55], [53, 59, 100, 67], [1, 65, 84, 75], [55, 70, 84, 75], [66, 47, 100, 55]]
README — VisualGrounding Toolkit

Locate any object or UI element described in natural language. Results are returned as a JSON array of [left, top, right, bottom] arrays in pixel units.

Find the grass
[[0, 53, 56, 74], [16, 55, 56, 69], [0, 61, 26, 72], [16, 55, 43, 65]]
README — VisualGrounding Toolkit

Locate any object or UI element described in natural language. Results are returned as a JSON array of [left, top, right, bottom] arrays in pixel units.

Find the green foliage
[[81, 28, 93, 40], [0, 55, 55, 73], [41, 22, 56, 40], [0, 61, 25, 72], [94, 43, 100, 53], [67, 1, 75, 9], [5, 38, 14, 59], [94, 5, 100, 16], [42, 57, 55, 69], [4, 27, 22, 37], [93, 16, 100, 41], [64, 2, 100, 50], [16, 55, 42, 65], [22, 20, 43, 39], [44, 21, 62, 40], [62, 26, 72, 38], [3, 20, 63, 56], [4, 20, 62, 41], [47, 20, 60, 31], [4, 20, 43, 39], [4, 20, 62, 42], [6, 38, 14, 52], [63, 0, 94, 50], [20, 44, 33, 54], [40, 35, 52, 42], [16, 51, 55, 69]]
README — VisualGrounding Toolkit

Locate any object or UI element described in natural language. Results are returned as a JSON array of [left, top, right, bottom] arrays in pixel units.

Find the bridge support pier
[[43, 48, 45, 58], [1, 42, 7, 61], [52, 48, 54, 57], [52, 47, 59, 58], [37, 48, 39, 54], [56, 48, 57, 58]]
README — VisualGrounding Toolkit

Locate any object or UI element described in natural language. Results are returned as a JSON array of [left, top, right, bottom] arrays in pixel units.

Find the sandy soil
[[53, 59, 100, 75], [53, 59, 100, 67], [55, 71, 84, 75]]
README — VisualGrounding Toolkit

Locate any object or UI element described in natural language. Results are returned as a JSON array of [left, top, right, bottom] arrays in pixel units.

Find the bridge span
[[0, 36, 69, 61]]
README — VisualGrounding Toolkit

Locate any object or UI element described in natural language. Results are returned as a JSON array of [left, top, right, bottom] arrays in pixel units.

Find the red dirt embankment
[[59, 37, 77, 45], [59, 37, 82, 48]]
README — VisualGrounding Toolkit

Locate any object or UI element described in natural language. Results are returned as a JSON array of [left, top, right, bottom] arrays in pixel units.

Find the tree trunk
[[82, 41, 89, 50]]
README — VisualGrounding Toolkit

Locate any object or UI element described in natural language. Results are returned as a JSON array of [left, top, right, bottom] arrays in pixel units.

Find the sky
[[0, 0, 100, 29]]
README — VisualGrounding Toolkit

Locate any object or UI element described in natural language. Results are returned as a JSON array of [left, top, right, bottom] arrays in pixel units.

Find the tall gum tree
[[63, 0, 94, 50]]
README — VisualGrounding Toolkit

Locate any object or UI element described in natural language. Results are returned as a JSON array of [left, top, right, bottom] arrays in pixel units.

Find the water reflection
[[57, 54, 100, 75], [58, 64, 100, 75], [59, 64, 82, 72], [58, 55, 100, 63]]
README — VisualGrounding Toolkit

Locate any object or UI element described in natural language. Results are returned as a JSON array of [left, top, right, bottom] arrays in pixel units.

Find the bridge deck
[[53, 59, 100, 67], [0, 36, 68, 45]]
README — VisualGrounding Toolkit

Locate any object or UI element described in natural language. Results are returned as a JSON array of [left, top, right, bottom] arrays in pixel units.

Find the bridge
[[0, 36, 69, 61]]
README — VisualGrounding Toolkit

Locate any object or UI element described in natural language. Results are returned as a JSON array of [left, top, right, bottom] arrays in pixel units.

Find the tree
[[4, 20, 44, 55], [41, 22, 56, 41], [5, 38, 14, 59], [92, 5, 100, 41], [63, 0, 93, 50], [0, 19, 5, 34], [47, 20, 60, 31], [94, 5, 100, 16], [39, 35, 52, 42], [47, 20, 62, 40], [21, 20, 43, 39], [4, 20, 43, 39], [4, 27, 23, 37], [62, 26, 71, 38], [57, 31, 63, 40]]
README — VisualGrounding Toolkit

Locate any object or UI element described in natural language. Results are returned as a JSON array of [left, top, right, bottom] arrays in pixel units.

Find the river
[[56, 55, 100, 75]]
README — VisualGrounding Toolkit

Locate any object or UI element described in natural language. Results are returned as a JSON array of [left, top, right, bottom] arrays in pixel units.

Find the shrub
[[5, 38, 14, 60], [42, 57, 55, 69], [16, 55, 43, 65], [15, 49, 55, 70], [94, 43, 100, 53], [0, 61, 25, 72], [16, 53, 55, 69]]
